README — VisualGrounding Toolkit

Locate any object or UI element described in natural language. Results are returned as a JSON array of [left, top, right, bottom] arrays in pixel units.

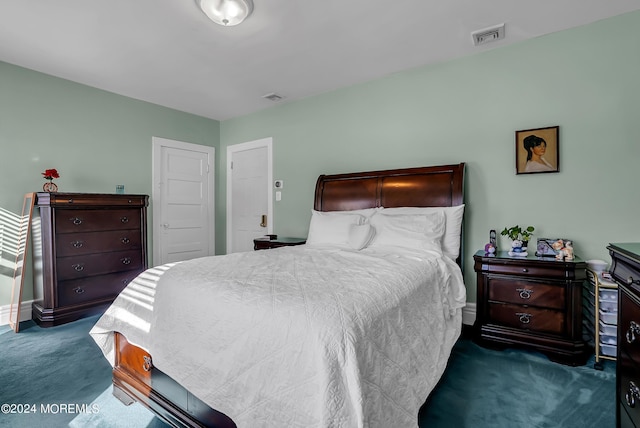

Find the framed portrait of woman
[[515, 126, 559, 174]]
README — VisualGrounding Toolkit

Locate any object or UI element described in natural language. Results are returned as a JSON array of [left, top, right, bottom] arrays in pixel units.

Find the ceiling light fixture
[[196, 0, 254, 27]]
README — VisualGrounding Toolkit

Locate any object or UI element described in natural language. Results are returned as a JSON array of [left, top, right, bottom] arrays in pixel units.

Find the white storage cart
[[584, 268, 618, 370]]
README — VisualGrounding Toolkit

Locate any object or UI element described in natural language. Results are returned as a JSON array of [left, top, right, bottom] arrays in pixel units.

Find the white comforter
[[90, 245, 466, 428]]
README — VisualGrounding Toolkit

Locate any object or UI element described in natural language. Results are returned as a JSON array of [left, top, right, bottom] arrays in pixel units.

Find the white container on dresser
[[583, 268, 619, 369]]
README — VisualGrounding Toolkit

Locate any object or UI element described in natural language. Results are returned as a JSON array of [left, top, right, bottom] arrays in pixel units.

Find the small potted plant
[[501, 225, 535, 256]]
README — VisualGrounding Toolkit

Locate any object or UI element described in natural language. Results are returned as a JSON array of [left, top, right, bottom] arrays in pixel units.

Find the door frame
[[152, 136, 215, 266], [226, 137, 273, 253]]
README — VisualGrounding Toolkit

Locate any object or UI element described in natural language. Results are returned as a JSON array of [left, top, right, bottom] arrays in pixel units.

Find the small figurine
[[484, 242, 496, 256], [563, 240, 574, 260], [552, 239, 574, 260]]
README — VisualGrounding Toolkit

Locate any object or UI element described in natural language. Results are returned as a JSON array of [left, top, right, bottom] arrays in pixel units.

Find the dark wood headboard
[[314, 163, 465, 212]]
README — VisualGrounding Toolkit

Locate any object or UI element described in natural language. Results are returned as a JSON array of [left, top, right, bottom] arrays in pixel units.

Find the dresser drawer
[[619, 351, 640, 427], [488, 302, 565, 335], [56, 250, 143, 281], [55, 229, 142, 257], [620, 287, 640, 367], [488, 277, 565, 310], [55, 209, 141, 233], [57, 271, 141, 306]]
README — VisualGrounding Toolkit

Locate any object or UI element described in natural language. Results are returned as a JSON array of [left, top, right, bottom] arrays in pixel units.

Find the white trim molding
[[462, 302, 476, 326], [0, 300, 33, 326]]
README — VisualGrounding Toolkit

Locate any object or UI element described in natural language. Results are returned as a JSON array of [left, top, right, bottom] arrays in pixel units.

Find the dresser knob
[[516, 312, 532, 324], [71, 217, 83, 225], [626, 321, 640, 344], [626, 381, 640, 408], [142, 355, 153, 372], [522, 268, 528, 273], [628, 276, 640, 286], [72, 263, 84, 272], [516, 288, 534, 299], [121, 237, 130, 244], [71, 240, 84, 248], [73, 287, 85, 294], [121, 216, 129, 224], [121, 257, 132, 265]]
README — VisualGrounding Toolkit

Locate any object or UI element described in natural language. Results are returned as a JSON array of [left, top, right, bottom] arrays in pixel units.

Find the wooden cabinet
[[253, 236, 306, 250], [610, 243, 640, 428], [32, 192, 148, 326], [474, 250, 588, 366]]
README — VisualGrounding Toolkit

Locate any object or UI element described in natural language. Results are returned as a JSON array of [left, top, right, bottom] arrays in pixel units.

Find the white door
[[152, 137, 215, 265], [226, 138, 272, 253]]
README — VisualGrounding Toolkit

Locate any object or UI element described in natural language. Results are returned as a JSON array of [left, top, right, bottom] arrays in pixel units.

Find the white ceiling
[[1, 1, 639, 121]]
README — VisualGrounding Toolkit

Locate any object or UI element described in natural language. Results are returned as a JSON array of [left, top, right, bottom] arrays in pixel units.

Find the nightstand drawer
[[488, 302, 565, 335], [488, 277, 565, 309], [487, 264, 569, 279]]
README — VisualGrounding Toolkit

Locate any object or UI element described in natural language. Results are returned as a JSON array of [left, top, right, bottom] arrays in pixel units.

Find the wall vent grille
[[471, 23, 505, 46]]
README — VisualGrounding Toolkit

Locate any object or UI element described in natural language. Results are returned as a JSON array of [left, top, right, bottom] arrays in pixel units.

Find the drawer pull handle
[[626, 321, 640, 344], [72, 263, 84, 272], [121, 216, 129, 224], [522, 268, 528, 273], [71, 217, 83, 225], [142, 355, 153, 372], [628, 276, 640, 286], [71, 240, 84, 248], [121, 257, 132, 265], [516, 312, 532, 324], [516, 288, 534, 299], [626, 381, 640, 408], [121, 237, 130, 244], [73, 287, 85, 294]]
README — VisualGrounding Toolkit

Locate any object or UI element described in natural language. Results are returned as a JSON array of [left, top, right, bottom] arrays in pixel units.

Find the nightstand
[[253, 236, 306, 250], [473, 250, 588, 366]]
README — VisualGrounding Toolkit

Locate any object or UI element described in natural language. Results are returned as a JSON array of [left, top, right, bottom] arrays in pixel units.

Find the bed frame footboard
[[113, 332, 236, 428]]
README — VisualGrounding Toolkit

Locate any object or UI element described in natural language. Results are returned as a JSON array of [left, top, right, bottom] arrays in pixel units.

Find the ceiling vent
[[262, 93, 285, 102], [471, 23, 505, 46]]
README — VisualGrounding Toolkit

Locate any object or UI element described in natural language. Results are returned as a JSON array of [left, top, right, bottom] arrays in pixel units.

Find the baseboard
[[462, 302, 476, 326], [0, 300, 33, 326]]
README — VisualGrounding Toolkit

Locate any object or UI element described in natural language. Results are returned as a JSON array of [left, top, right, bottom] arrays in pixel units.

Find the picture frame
[[535, 238, 571, 258], [515, 126, 559, 174]]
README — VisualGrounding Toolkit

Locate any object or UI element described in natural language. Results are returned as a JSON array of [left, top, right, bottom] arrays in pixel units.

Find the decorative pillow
[[379, 205, 464, 260], [306, 210, 365, 247], [368, 211, 446, 255], [348, 223, 375, 250]]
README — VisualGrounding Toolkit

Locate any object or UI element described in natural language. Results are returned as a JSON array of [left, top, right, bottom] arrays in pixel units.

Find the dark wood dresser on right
[[610, 243, 640, 428]]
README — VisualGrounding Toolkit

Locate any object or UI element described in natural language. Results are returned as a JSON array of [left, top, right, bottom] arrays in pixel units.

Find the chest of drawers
[[610, 243, 640, 428], [32, 192, 148, 326], [474, 250, 588, 366]]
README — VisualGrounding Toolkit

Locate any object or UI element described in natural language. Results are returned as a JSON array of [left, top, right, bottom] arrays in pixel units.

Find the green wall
[[219, 11, 640, 299], [0, 62, 220, 305]]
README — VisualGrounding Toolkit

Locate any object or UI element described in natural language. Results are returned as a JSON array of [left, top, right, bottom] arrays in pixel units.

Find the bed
[[90, 163, 466, 428]]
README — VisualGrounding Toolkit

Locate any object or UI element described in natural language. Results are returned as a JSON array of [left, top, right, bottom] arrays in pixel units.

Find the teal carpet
[[0, 317, 614, 427]]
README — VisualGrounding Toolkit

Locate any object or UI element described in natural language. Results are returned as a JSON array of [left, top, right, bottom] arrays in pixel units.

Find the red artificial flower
[[42, 168, 60, 180]]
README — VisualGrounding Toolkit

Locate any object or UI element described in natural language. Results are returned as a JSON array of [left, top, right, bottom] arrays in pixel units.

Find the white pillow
[[379, 205, 464, 260], [348, 223, 375, 250], [306, 210, 365, 247], [368, 211, 446, 255]]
